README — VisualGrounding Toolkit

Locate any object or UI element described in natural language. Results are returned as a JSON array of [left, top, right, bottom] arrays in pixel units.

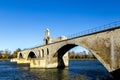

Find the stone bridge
[[17, 21, 120, 79]]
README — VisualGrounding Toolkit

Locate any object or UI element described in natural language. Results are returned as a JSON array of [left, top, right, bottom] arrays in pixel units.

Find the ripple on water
[[0, 60, 113, 80]]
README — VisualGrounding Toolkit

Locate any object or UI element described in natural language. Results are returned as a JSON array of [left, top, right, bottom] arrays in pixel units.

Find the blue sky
[[0, 0, 120, 52]]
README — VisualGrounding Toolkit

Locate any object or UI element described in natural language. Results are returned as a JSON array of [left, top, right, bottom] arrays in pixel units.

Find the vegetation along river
[[0, 60, 113, 80]]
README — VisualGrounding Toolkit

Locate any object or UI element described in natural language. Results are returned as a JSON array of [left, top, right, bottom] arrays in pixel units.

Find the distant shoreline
[[0, 59, 10, 61], [0, 58, 97, 61]]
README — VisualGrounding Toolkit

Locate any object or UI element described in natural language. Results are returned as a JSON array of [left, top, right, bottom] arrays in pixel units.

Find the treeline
[[68, 51, 96, 60], [0, 48, 21, 59], [0, 48, 96, 60]]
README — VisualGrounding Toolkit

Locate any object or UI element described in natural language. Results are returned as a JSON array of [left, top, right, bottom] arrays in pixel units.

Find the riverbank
[[0, 59, 10, 61]]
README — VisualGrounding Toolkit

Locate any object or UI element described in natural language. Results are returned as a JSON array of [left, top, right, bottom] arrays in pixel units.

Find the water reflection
[[28, 60, 112, 80], [0, 60, 113, 80], [30, 68, 69, 80]]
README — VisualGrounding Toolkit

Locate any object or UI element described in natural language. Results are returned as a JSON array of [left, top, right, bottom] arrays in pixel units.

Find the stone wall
[[18, 27, 120, 72]]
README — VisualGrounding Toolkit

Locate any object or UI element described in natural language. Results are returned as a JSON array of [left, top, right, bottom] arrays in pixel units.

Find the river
[[0, 60, 113, 80]]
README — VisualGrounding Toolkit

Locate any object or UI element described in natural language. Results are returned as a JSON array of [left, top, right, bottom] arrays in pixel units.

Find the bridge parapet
[[68, 21, 120, 38]]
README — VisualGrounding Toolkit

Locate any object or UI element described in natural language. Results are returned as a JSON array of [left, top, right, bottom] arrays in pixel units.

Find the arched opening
[[46, 39, 48, 44], [28, 51, 37, 59], [69, 46, 95, 60], [38, 50, 41, 58], [56, 44, 97, 68], [47, 48, 49, 55], [42, 49, 44, 57], [56, 44, 77, 68], [19, 53, 23, 58], [55, 44, 111, 79]]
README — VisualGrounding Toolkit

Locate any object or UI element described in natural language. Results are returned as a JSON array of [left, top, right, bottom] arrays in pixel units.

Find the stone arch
[[19, 53, 23, 58], [47, 48, 49, 55], [38, 49, 44, 58], [27, 51, 37, 59], [18, 53, 23, 59], [54, 44, 78, 68], [42, 49, 44, 57], [55, 43, 108, 70], [46, 39, 48, 45], [38, 50, 41, 58], [54, 44, 77, 57]]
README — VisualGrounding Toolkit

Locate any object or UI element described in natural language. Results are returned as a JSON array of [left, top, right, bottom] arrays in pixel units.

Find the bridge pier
[[10, 58, 18, 62], [30, 53, 69, 68], [30, 58, 58, 68], [17, 59, 30, 64], [30, 59, 47, 68]]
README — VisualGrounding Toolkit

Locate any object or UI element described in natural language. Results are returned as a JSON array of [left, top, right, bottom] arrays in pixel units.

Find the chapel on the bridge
[[43, 28, 67, 45]]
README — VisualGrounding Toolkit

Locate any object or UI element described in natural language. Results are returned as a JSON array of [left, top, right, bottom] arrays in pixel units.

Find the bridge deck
[[22, 21, 120, 50]]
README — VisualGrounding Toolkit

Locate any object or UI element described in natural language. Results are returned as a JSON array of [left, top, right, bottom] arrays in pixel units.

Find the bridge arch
[[38, 49, 45, 58], [42, 49, 44, 57], [55, 43, 107, 70], [54, 44, 77, 57], [27, 51, 37, 59], [55, 44, 78, 68], [47, 48, 49, 55], [18, 53, 23, 59], [19, 53, 23, 58]]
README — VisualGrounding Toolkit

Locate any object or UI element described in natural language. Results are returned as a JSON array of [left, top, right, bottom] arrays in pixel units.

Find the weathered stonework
[[16, 27, 120, 79]]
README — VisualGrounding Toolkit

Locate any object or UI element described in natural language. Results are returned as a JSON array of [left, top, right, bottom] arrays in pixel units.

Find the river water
[[0, 60, 113, 80]]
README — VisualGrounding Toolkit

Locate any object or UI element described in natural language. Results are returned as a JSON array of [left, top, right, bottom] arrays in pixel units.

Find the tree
[[0, 49, 11, 59], [5, 49, 11, 59], [12, 48, 21, 58], [0, 50, 3, 58]]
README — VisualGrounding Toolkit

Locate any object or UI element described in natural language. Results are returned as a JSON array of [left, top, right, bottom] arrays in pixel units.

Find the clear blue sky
[[0, 0, 120, 52]]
